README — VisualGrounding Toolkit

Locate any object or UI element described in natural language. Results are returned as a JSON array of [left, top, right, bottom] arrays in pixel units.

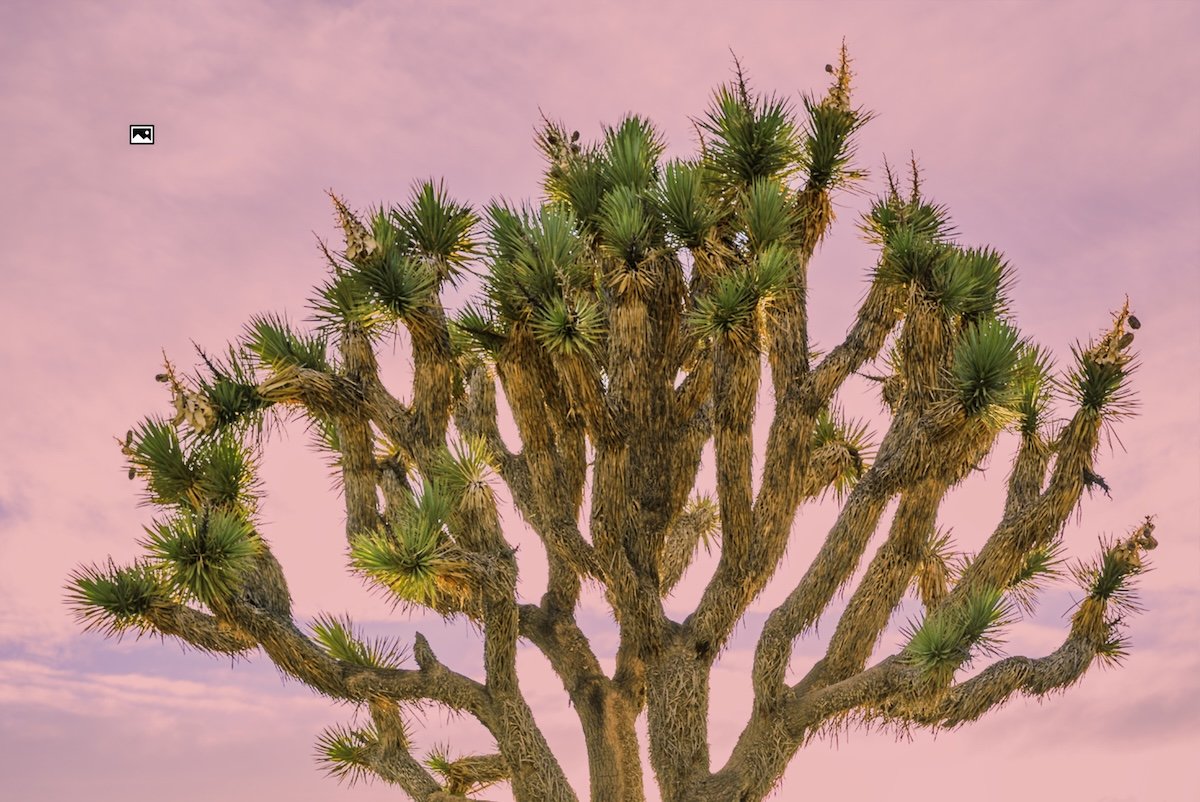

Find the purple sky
[[2, 1, 1198, 800]]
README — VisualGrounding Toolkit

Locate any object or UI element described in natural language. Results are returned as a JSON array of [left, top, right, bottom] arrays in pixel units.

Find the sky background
[[1, 1, 1198, 800]]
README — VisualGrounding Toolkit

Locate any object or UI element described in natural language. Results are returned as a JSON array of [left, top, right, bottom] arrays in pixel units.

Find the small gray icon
[[130, 125, 154, 145]]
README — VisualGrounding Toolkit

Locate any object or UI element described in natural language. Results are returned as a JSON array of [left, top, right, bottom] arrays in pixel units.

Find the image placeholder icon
[[129, 125, 154, 145]]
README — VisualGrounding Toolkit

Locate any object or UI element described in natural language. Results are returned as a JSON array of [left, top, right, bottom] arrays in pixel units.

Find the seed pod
[[1128, 314, 1141, 330]]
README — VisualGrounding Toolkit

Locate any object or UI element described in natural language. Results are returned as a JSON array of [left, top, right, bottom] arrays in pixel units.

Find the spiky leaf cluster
[[432, 437, 496, 514], [861, 163, 956, 248], [188, 345, 275, 434], [316, 723, 380, 786], [1006, 540, 1067, 614], [1069, 523, 1154, 662], [309, 265, 392, 337], [311, 613, 409, 669], [1010, 345, 1055, 436], [698, 80, 802, 190], [690, 244, 797, 347], [139, 508, 262, 607], [1070, 536, 1147, 619], [480, 203, 589, 323], [66, 558, 168, 637], [312, 185, 476, 337], [741, 178, 801, 253], [799, 93, 872, 189], [349, 482, 473, 611], [125, 419, 262, 515], [1067, 337, 1138, 419], [391, 179, 479, 282], [950, 318, 1024, 419], [243, 313, 330, 372], [902, 586, 1015, 686], [601, 115, 666, 193], [655, 160, 721, 249], [810, 406, 875, 499]]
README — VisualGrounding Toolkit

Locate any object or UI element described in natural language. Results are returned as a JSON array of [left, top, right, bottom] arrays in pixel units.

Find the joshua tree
[[68, 49, 1157, 802]]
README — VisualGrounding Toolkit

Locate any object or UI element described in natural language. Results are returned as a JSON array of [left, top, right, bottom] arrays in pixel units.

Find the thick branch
[[688, 278, 903, 653], [400, 305, 457, 465], [144, 601, 258, 655], [659, 500, 718, 596], [819, 479, 947, 681], [953, 410, 1100, 603], [223, 600, 492, 716], [711, 341, 758, 582], [454, 366, 541, 525], [765, 184, 834, 400], [751, 409, 992, 704], [901, 636, 1098, 729], [1003, 430, 1051, 518], [364, 699, 445, 799], [497, 335, 600, 581], [521, 603, 646, 802]]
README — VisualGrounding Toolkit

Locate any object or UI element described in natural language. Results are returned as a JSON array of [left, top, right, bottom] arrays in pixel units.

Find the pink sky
[[2, 1, 1198, 800]]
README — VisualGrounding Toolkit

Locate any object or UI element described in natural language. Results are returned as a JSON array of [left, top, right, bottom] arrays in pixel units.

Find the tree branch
[[818, 479, 948, 681], [687, 277, 903, 654], [144, 601, 258, 655]]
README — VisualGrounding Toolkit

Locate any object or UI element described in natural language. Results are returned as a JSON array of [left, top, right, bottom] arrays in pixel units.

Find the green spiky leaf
[[810, 406, 875, 498], [315, 723, 378, 786], [548, 149, 609, 228], [742, 178, 798, 252], [861, 186, 955, 249], [1067, 341, 1138, 419], [191, 432, 261, 513], [140, 508, 261, 607], [656, 160, 721, 248], [952, 318, 1023, 418], [532, 295, 605, 356], [903, 586, 1014, 682], [243, 313, 330, 372], [128, 418, 196, 508], [958, 586, 1015, 658], [932, 246, 1014, 320], [309, 266, 390, 336], [1070, 538, 1146, 616], [356, 252, 438, 322], [690, 269, 759, 345], [433, 438, 496, 508], [391, 180, 478, 281], [350, 483, 471, 610], [452, 304, 507, 358], [1007, 540, 1067, 614], [601, 114, 665, 191], [1011, 345, 1055, 436], [800, 95, 871, 189], [311, 612, 409, 669], [66, 558, 167, 637], [699, 81, 802, 188], [598, 185, 652, 268]]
